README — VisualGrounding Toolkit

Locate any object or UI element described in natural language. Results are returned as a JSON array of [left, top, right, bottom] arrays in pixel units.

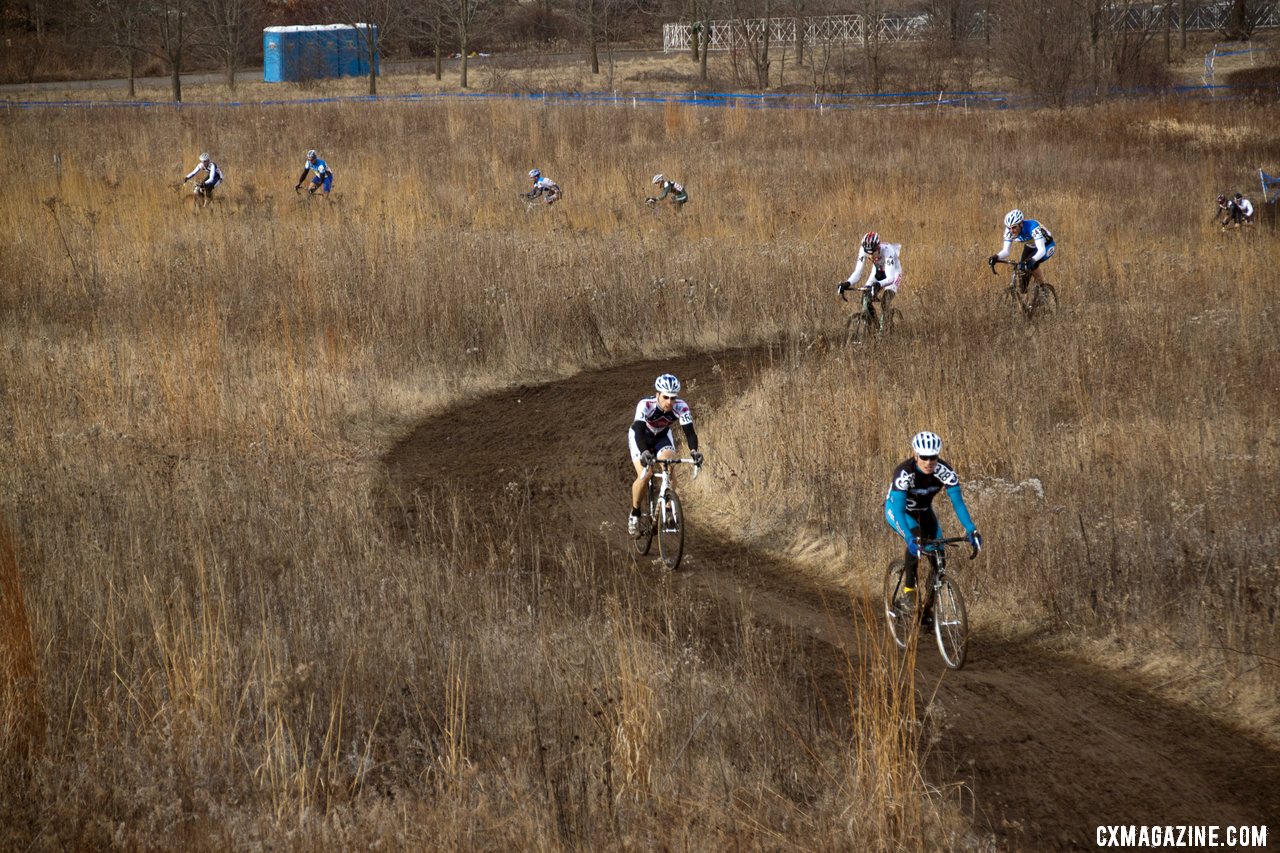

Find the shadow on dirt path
[[383, 345, 1280, 850]]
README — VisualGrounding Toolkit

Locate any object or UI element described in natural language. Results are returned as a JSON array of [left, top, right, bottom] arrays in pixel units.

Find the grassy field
[[1, 93, 1277, 848]]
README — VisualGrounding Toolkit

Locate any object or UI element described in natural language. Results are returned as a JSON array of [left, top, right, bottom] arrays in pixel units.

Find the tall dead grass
[[1, 95, 1274, 846]]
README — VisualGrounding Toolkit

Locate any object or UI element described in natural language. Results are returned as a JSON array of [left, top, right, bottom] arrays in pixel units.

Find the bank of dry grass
[[0, 96, 1275, 847]]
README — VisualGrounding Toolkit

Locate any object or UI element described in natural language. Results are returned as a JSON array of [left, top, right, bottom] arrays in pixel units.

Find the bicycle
[[632, 457, 700, 570], [883, 535, 977, 670], [842, 282, 902, 341], [989, 257, 1057, 320]]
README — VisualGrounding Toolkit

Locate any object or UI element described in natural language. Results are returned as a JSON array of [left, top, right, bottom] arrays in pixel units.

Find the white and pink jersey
[[633, 397, 693, 434], [846, 242, 903, 293]]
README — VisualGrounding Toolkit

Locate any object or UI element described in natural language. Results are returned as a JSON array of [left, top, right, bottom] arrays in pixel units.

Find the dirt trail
[[384, 346, 1280, 850]]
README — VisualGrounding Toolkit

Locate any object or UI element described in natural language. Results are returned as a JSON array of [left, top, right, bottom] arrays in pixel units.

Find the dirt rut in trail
[[383, 346, 1280, 850]]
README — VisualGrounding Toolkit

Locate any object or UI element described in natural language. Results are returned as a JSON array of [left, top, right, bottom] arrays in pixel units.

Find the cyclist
[[525, 168, 562, 205], [1233, 192, 1255, 226], [1214, 194, 1236, 226], [647, 173, 689, 208], [295, 149, 334, 197], [988, 209, 1055, 293], [628, 373, 703, 536], [182, 152, 223, 206], [884, 431, 982, 622], [837, 231, 902, 332]]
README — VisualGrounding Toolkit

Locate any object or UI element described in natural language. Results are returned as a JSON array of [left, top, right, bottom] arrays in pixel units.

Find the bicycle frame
[[913, 536, 973, 613], [643, 457, 699, 518], [988, 257, 1055, 319]]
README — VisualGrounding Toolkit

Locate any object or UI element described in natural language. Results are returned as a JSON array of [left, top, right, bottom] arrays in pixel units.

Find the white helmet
[[1004, 209, 1024, 230], [528, 168, 541, 179], [652, 173, 665, 185], [654, 373, 681, 395], [199, 152, 210, 162], [911, 431, 942, 456], [307, 149, 317, 160]]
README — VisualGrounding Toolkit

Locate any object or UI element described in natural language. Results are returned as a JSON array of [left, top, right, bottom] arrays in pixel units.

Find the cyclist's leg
[[1018, 246, 1037, 291], [879, 285, 897, 331], [628, 430, 653, 514], [904, 512, 939, 591]]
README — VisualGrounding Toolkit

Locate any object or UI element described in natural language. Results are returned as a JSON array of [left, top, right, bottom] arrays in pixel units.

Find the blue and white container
[[263, 24, 378, 83]]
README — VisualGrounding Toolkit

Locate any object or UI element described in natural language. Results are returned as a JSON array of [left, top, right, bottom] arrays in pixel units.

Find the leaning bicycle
[[843, 282, 902, 341], [989, 257, 1057, 320], [883, 535, 976, 669], [632, 457, 699, 570]]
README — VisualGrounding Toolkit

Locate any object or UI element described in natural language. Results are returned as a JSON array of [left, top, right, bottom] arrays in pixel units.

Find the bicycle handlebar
[[644, 457, 701, 480], [913, 535, 979, 561]]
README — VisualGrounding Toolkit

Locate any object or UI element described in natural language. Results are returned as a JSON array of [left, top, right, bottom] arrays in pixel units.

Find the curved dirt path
[[384, 346, 1280, 849]]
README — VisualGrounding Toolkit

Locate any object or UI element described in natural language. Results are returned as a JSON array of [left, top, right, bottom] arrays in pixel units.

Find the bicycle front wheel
[[657, 491, 685, 570], [883, 559, 909, 650], [633, 489, 655, 557], [932, 578, 969, 669]]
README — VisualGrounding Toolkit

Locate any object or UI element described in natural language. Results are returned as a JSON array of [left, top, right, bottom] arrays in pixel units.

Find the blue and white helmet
[[911, 431, 942, 456], [307, 149, 317, 160], [529, 168, 541, 180], [1004, 209, 1024, 230], [652, 173, 665, 185], [199, 152, 210, 163], [654, 373, 681, 395]]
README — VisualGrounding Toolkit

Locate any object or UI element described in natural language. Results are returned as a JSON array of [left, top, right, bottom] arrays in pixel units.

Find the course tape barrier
[[3, 83, 1254, 113]]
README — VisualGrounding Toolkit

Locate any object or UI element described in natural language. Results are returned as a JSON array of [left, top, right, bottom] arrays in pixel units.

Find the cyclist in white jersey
[[183, 152, 223, 205], [988, 208, 1055, 292], [628, 373, 703, 535], [525, 168, 562, 205], [838, 231, 902, 332]]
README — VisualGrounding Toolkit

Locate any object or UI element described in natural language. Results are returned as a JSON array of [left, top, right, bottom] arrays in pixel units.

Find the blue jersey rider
[[884, 431, 982, 620], [628, 373, 703, 536], [296, 149, 334, 196], [988, 208, 1055, 293]]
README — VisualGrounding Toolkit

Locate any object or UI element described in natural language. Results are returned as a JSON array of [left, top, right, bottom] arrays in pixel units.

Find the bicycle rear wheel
[[883, 559, 909, 650], [1027, 282, 1058, 319], [932, 578, 969, 669], [657, 491, 685, 570]]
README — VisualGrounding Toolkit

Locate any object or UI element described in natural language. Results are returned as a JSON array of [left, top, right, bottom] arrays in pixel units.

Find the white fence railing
[[663, 2, 1280, 52]]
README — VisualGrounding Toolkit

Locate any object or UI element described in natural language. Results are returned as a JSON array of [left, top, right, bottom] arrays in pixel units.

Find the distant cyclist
[[837, 231, 902, 332], [988, 209, 1055, 293], [183, 152, 223, 206], [628, 373, 703, 536], [1232, 192, 1255, 227], [1214, 194, 1236, 226], [295, 149, 334, 197], [884, 431, 982, 621], [647, 174, 688, 208], [525, 168, 562, 205]]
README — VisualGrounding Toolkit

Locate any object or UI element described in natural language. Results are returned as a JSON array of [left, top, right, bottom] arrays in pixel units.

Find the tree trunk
[[127, 51, 136, 98], [795, 16, 803, 66], [590, 36, 600, 74], [367, 33, 378, 95], [226, 58, 236, 90], [171, 58, 182, 102], [699, 26, 709, 80], [460, 29, 469, 88], [434, 39, 442, 81]]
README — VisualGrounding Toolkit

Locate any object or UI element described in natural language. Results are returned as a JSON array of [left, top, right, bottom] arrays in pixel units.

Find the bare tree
[[569, 0, 635, 74], [151, 0, 201, 102], [199, 0, 263, 90], [81, 0, 148, 96], [990, 0, 1090, 104], [441, 0, 490, 89], [325, 0, 408, 96]]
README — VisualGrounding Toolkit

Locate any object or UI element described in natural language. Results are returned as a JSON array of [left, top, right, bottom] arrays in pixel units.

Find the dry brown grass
[[1, 93, 1276, 847]]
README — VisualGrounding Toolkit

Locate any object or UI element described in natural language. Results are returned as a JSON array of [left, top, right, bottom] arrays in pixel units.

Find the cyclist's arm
[[656, 183, 670, 201], [630, 420, 649, 445], [944, 485, 977, 534], [681, 422, 699, 452], [297, 167, 311, 185], [184, 164, 202, 181], [994, 237, 1014, 261], [846, 252, 867, 285], [884, 489, 918, 541], [1029, 231, 1049, 263]]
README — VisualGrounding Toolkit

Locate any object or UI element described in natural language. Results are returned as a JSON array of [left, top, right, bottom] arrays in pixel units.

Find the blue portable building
[[263, 24, 378, 83]]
